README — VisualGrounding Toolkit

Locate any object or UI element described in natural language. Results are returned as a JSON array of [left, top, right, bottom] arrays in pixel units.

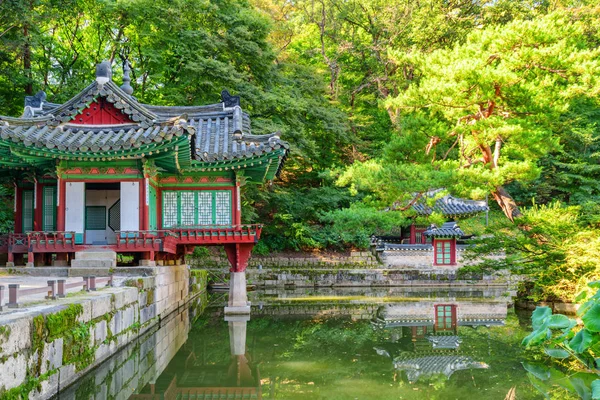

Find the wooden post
[[88, 276, 97, 291], [57, 279, 66, 297], [27, 246, 34, 268], [34, 181, 42, 231], [57, 179, 66, 231], [46, 280, 56, 299], [8, 284, 19, 308]]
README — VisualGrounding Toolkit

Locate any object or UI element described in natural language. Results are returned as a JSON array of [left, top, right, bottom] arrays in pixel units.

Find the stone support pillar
[[225, 271, 250, 314]]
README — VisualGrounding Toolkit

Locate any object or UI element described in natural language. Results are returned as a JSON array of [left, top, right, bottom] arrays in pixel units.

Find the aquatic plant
[[522, 282, 600, 398]]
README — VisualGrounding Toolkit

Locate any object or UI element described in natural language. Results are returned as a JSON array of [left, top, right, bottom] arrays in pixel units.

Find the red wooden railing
[[0, 225, 263, 258], [115, 230, 179, 252], [172, 224, 263, 244], [27, 231, 76, 252], [8, 233, 28, 253]]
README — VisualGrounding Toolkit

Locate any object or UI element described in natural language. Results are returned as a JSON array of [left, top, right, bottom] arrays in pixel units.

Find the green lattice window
[[162, 190, 232, 227], [162, 191, 178, 228], [22, 190, 34, 232], [42, 186, 56, 231], [180, 191, 196, 225], [215, 191, 231, 225], [197, 192, 212, 225], [86, 206, 106, 230], [435, 240, 452, 265], [436, 305, 456, 331]]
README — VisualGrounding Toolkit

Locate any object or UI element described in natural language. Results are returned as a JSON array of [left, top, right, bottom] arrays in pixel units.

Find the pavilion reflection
[[373, 298, 509, 383], [131, 314, 261, 399]]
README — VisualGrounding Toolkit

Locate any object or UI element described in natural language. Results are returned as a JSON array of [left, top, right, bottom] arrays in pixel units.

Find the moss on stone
[[46, 304, 83, 339]]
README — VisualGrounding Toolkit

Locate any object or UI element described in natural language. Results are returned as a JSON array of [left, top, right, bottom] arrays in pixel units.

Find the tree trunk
[[491, 185, 522, 222]]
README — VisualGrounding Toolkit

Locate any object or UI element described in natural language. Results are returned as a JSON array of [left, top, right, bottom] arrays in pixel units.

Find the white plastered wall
[[120, 181, 140, 232], [65, 182, 84, 242]]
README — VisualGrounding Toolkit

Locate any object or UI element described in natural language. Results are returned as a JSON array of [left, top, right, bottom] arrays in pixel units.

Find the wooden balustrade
[[172, 224, 263, 244], [27, 231, 76, 251], [57, 278, 88, 297], [87, 275, 113, 291], [7, 281, 56, 308]]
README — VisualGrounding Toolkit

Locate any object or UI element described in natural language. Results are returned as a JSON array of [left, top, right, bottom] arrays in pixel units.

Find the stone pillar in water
[[225, 314, 254, 387], [225, 271, 251, 314]]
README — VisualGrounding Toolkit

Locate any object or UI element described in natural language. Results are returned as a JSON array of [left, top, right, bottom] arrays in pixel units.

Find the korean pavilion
[[0, 61, 289, 276], [381, 190, 488, 266]]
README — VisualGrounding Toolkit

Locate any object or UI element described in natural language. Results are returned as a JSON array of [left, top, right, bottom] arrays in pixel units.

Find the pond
[[55, 287, 588, 399]]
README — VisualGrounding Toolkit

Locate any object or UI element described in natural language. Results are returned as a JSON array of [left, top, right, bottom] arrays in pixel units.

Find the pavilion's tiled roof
[[0, 62, 289, 175], [411, 190, 488, 217], [0, 118, 193, 152], [423, 222, 465, 238]]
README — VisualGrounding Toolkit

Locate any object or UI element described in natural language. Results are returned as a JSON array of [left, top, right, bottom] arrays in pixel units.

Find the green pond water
[[57, 288, 593, 399]]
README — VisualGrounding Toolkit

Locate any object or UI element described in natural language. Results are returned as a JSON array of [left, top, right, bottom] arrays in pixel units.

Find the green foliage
[[521, 283, 600, 399], [461, 202, 600, 301], [2, 0, 600, 251]]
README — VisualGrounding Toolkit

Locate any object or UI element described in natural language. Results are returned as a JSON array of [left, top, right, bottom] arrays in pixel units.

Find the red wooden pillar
[[234, 184, 242, 226], [57, 179, 66, 231], [14, 185, 22, 233], [409, 224, 416, 244], [224, 243, 254, 272], [34, 181, 42, 231], [156, 188, 162, 229], [140, 178, 149, 231]]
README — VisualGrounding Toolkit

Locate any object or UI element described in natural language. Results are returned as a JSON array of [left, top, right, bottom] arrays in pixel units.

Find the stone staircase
[[71, 250, 117, 268]]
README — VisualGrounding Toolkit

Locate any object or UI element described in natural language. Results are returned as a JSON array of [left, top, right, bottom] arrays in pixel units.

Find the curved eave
[[181, 148, 287, 182], [0, 135, 188, 164]]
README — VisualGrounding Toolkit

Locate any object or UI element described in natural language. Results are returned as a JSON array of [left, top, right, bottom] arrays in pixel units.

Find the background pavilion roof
[[393, 355, 489, 382], [423, 222, 465, 238], [410, 190, 489, 217], [0, 63, 289, 177]]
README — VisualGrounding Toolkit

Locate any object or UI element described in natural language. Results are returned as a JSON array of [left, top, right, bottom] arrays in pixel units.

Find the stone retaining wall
[[57, 296, 198, 399], [0, 265, 206, 399], [190, 251, 381, 269], [244, 268, 519, 288]]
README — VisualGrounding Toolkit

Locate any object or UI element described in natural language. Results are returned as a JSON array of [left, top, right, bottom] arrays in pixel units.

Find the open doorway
[[85, 182, 119, 245]]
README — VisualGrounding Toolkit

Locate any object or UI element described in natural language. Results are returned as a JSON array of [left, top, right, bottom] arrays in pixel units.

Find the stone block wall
[[245, 268, 520, 288], [0, 265, 205, 399], [190, 251, 381, 269], [56, 297, 194, 399]]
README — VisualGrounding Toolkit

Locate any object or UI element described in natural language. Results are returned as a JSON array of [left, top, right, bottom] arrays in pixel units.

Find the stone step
[[71, 259, 116, 268], [75, 251, 117, 261]]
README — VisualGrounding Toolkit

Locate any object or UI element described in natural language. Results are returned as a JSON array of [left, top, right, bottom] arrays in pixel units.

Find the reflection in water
[[372, 297, 505, 383], [59, 288, 550, 399], [131, 314, 260, 399]]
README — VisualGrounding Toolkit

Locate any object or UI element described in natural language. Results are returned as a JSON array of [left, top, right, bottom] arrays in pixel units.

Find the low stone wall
[[245, 268, 519, 288], [190, 251, 381, 269], [0, 265, 206, 399]]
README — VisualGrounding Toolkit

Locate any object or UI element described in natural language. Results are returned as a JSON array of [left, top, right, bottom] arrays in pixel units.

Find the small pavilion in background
[[377, 190, 488, 267], [0, 61, 289, 313]]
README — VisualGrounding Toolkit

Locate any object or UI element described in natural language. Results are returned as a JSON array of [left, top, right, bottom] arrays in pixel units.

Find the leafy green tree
[[382, 8, 600, 221]]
